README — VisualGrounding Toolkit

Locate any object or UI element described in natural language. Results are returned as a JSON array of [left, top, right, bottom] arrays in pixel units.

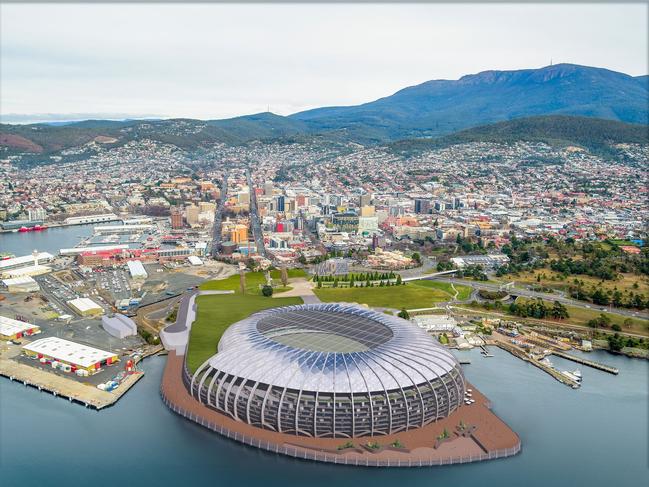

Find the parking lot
[[95, 268, 132, 301]]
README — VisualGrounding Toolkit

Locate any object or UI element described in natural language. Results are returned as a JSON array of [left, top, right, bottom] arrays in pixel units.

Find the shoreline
[[160, 351, 521, 467]]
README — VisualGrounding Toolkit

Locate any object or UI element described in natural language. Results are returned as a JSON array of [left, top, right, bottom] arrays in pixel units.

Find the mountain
[[389, 115, 649, 155], [2, 64, 647, 162], [291, 64, 648, 142]]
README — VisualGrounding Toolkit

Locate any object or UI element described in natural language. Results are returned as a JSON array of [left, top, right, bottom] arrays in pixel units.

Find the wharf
[[0, 346, 145, 410], [549, 350, 619, 374], [492, 342, 580, 388]]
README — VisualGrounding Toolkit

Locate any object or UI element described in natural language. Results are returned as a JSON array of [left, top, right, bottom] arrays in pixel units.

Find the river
[[0, 348, 646, 487], [0, 224, 95, 256]]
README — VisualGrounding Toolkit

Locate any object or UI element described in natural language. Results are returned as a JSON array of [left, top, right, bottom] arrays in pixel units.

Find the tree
[[261, 285, 273, 297], [396, 274, 402, 285], [280, 266, 289, 287], [397, 308, 410, 320], [412, 252, 421, 265], [239, 270, 246, 295], [623, 318, 633, 329], [591, 288, 610, 306]]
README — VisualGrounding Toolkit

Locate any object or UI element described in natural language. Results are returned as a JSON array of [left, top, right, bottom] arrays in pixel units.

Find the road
[[246, 168, 266, 257], [424, 276, 649, 321], [210, 172, 229, 258]]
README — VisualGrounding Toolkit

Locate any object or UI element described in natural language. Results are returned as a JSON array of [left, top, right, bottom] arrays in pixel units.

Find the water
[[1, 348, 647, 487], [0, 224, 95, 256]]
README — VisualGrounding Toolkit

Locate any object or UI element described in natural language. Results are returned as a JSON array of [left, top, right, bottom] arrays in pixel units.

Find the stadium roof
[[202, 303, 462, 394]]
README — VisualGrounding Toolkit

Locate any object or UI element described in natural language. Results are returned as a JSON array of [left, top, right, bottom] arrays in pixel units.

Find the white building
[[126, 260, 148, 279]]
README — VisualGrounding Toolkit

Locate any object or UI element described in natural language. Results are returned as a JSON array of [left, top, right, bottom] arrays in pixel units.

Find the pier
[[550, 350, 619, 375], [0, 345, 148, 409], [493, 342, 580, 388]]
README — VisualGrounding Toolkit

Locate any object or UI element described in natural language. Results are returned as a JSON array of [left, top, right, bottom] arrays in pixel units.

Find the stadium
[[189, 303, 465, 438]]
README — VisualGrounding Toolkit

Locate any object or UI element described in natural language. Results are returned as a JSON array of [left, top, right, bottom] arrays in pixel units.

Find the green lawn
[[408, 280, 473, 301], [188, 272, 303, 372], [313, 282, 457, 310]]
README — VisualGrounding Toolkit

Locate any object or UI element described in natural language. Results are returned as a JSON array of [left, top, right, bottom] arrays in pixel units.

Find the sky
[[1, 3, 647, 123]]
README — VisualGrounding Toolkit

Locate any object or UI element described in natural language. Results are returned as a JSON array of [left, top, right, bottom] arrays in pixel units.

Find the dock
[[550, 350, 619, 375], [493, 342, 580, 388], [0, 345, 147, 409]]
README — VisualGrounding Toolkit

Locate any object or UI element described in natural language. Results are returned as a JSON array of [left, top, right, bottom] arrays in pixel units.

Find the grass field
[[493, 269, 648, 296], [514, 297, 649, 335], [188, 272, 303, 372], [313, 280, 471, 309]]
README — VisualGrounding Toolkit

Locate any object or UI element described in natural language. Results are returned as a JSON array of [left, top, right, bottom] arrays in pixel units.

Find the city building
[[22, 337, 118, 375], [185, 204, 200, 226], [0, 316, 41, 340], [414, 198, 431, 214], [190, 304, 465, 438], [170, 208, 184, 229]]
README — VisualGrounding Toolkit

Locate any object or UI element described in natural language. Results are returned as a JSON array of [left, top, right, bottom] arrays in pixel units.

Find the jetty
[[549, 350, 619, 375], [493, 342, 580, 388], [0, 344, 151, 409]]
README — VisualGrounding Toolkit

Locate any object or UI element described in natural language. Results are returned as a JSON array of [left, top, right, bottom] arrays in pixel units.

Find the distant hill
[[389, 116, 649, 155], [292, 64, 648, 142], [2, 63, 647, 163]]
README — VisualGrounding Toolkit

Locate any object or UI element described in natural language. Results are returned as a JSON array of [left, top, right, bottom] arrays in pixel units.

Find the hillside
[[292, 64, 648, 142], [389, 116, 649, 155], [1, 64, 647, 163]]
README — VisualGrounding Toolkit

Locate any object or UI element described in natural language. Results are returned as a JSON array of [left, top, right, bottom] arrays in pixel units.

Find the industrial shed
[[23, 337, 118, 374], [0, 316, 41, 340]]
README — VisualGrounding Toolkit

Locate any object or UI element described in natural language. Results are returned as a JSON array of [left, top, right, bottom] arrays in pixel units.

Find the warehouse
[[126, 260, 148, 279], [1, 264, 52, 279], [2, 276, 40, 293], [23, 337, 118, 374], [0, 251, 54, 274], [67, 297, 104, 316], [0, 316, 41, 340], [102, 314, 138, 339]]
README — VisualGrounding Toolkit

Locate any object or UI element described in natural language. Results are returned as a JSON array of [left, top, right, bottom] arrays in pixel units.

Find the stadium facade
[[190, 303, 465, 438]]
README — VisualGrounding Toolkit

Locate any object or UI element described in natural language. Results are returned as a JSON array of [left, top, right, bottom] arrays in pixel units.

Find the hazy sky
[[1, 3, 647, 122]]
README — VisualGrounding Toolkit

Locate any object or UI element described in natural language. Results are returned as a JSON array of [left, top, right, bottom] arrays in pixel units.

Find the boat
[[561, 370, 582, 383], [18, 226, 31, 232], [541, 358, 554, 368], [572, 369, 582, 380]]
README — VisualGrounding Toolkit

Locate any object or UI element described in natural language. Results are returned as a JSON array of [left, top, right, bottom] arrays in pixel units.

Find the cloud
[[1, 3, 647, 122]]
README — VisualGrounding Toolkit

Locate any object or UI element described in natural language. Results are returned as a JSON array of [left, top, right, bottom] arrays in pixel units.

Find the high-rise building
[[359, 193, 372, 208], [264, 182, 274, 196], [276, 196, 285, 212], [414, 198, 431, 214], [28, 207, 47, 222], [231, 224, 248, 244], [170, 208, 184, 229], [360, 205, 375, 217], [434, 200, 446, 212], [185, 204, 200, 226]]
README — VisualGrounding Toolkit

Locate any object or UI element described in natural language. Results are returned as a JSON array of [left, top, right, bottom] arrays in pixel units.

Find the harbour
[[1, 348, 646, 487]]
